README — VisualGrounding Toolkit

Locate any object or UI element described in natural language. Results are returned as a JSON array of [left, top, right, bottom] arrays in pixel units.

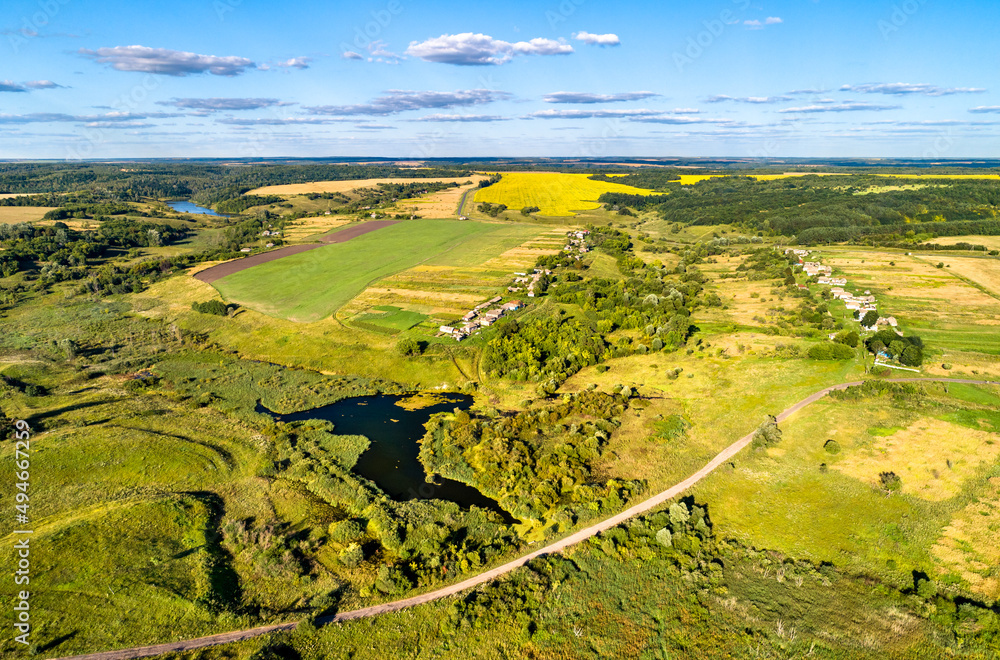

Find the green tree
[[834, 329, 860, 347], [395, 337, 422, 356], [0, 407, 13, 441], [861, 310, 879, 328], [879, 471, 902, 493], [751, 415, 782, 449], [339, 543, 365, 568]]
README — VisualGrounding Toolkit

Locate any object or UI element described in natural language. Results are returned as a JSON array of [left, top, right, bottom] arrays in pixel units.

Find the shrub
[[329, 519, 365, 544], [192, 300, 230, 316], [751, 416, 782, 450], [808, 343, 854, 360], [395, 337, 423, 356], [339, 543, 365, 568], [879, 471, 902, 492], [834, 329, 860, 348], [823, 439, 841, 454]]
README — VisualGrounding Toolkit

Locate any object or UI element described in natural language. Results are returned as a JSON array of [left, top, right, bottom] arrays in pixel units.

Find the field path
[[193, 221, 398, 284], [54, 377, 998, 660]]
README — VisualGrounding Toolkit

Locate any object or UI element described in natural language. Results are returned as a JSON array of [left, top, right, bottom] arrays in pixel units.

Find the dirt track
[[54, 377, 998, 660], [193, 221, 399, 284]]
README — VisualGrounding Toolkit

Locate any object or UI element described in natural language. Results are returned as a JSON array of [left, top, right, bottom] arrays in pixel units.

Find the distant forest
[[595, 173, 1000, 243], [0, 162, 471, 204]]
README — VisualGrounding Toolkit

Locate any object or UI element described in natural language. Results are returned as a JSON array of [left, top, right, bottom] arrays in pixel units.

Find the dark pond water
[[269, 394, 515, 523], [166, 200, 226, 216]]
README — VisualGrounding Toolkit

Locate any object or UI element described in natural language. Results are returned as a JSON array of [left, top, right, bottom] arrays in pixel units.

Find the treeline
[[0, 162, 471, 203], [0, 219, 188, 276], [478, 202, 507, 217], [42, 201, 134, 220], [342, 181, 460, 213], [798, 219, 1000, 244], [215, 194, 283, 215], [589, 170, 680, 190], [598, 192, 671, 211], [640, 175, 1000, 240], [477, 174, 502, 189]]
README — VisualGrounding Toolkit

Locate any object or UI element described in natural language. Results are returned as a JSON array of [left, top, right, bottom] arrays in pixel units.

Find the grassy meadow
[[0, 206, 59, 223], [3, 163, 1000, 658]]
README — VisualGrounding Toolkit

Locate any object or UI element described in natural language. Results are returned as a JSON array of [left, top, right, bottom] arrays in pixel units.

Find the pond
[[266, 394, 515, 523], [166, 200, 226, 216]]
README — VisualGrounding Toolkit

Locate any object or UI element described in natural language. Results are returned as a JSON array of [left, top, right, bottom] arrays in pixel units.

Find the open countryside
[[3, 2, 1000, 659]]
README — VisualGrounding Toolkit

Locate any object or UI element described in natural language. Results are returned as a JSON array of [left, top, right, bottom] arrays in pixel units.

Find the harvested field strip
[[248, 176, 482, 196], [0, 206, 59, 223]]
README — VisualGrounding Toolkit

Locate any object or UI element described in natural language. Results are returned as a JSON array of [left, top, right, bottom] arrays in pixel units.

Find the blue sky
[[2, 0, 999, 159]]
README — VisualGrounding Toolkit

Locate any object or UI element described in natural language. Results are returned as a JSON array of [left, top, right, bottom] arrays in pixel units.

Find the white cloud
[[307, 89, 511, 116], [406, 33, 572, 65], [970, 106, 1000, 113], [342, 51, 363, 60], [217, 117, 355, 125], [412, 114, 511, 122], [527, 108, 665, 119], [0, 79, 65, 92], [840, 82, 986, 96], [79, 45, 255, 76], [745, 17, 783, 29], [707, 95, 791, 104], [572, 31, 621, 46], [275, 57, 312, 69], [157, 98, 292, 112], [543, 91, 658, 104], [779, 101, 902, 113]]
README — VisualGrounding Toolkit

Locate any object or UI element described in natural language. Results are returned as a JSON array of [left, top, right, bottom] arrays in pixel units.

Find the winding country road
[[55, 377, 998, 660]]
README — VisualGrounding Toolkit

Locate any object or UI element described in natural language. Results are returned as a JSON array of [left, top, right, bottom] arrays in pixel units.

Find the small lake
[[166, 200, 226, 216], [269, 394, 515, 523]]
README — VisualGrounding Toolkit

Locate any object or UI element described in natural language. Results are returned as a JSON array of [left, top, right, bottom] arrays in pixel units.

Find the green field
[[352, 305, 428, 333], [474, 172, 658, 216], [214, 219, 512, 322]]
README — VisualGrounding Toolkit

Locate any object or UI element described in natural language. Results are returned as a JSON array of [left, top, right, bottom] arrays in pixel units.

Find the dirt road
[[54, 377, 998, 660]]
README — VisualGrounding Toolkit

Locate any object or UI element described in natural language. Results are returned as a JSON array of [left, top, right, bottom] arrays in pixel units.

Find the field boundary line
[[52, 377, 998, 660]]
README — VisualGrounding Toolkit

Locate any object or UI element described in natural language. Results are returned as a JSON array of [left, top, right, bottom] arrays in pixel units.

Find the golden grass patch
[[247, 176, 483, 196], [281, 217, 350, 242], [931, 477, 1000, 599], [391, 177, 488, 217], [933, 255, 1000, 297], [832, 418, 1000, 501], [0, 206, 59, 223], [929, 235, 1000, 252]]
